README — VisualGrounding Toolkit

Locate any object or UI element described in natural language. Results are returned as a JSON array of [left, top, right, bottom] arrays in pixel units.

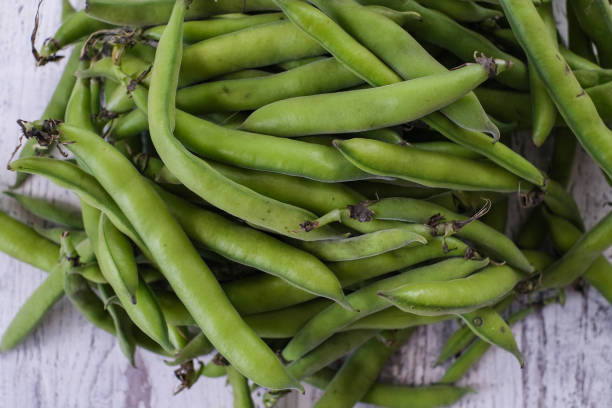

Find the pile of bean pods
[[2, 0, 612, 406]]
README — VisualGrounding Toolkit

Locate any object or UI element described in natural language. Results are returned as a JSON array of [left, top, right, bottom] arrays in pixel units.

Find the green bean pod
[[38, 11, 111, 63], [569, 0, 612, 68], [367, 197, 533, 272], [227, 365, 254, 408], [173, 110, 372, 182], [529, 2, 557, 147], [379, 265, 524, 316], [176, 58, 363, 114], [241, 60, 509, 136], [85, 0, 278, 25], [345, 308, 452, 331], [196, 162, 366, 216], [439, 307, 533, 384], [300, 227, 427, 262], [99, 215, 139, 302], [108, 109, 148, 140], [0, 209, 60, 273], [565, 0, 595, 62], [559, 45, 601, 71], [311, 0, 501, 138], [145, 13, 285, 42], [276, 0, 402, 87], [412, 141, 482, 159], [550, 128, 577, 188], [225, 236, 470, 315], [313, 329, 413, 408], [180, 20, 324, 86], [573, 69, 612, 89], [500, 0, 612, 179], [307, 367, 472, 408], [0, 258, 64, 351], [543, 210, 612, 303], [155, 187, 350, 307], [282, 258, 489, 361], [4, 191, 83, 229], [459, 306, 523, 366], [335, 138, 527, 192], [143, 0, 298, 389], [415, 0, 502, 22]]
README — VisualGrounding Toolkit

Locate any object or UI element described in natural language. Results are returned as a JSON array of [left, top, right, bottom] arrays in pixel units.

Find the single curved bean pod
[[3, 191, 83, 229], [559, 45, 601, 71], [335, 138, 527, 192], [459, 306, 523, 366], [275, 0, 402, 87], [439, 307, 533, 384], [300, 227, 427, 262], [203, 162, 366, 216], [0, 261, 64, 351], [529, 2, 557, 147], [311, 0, 500, 138], [366, 197, 533, 272], [145, 13, 285, 42], [241, 59, 509, 136], [37, 11, 111, 64], [566, 0, 597, 62], [143, 0, 298, 389], [521, 250, 555, 273], [307, 367, 472, 408], [99, 214, 139, 302], [282, 258, 489, 361], [415, 0, 502, 22], [543, 210, 612, 303], [225, 236, 470, 315], [0, 209, 60, 273], [173, 110, 372, 182], [313, 329, 414, 408], [227, 365, 254, 408], [573, 69, 612, 89], [569, 0, 612, 68], [359, 0, 529, 90], [176, 58, 363, 114], [345, 308, 452, 331], [500, 0, 612, 179], [155, 187, 350, 307], [180, 20, 325, 86], [108, 109, 148, 140], [412, 141, 482, 159], [85, 0, 278, 25], [379, 265, 524, 316]]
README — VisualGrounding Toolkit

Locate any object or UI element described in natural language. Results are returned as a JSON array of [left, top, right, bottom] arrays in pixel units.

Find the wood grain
[[0, 1, 610, 407]]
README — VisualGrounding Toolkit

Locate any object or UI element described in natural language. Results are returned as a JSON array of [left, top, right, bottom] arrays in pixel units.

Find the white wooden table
[[1, 1, 610, 407]]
